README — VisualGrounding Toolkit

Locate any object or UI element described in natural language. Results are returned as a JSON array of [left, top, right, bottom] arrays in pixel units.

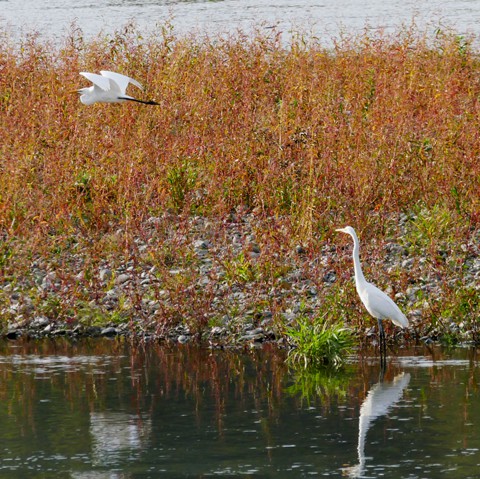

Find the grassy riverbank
[[0, 23, 478, 348]]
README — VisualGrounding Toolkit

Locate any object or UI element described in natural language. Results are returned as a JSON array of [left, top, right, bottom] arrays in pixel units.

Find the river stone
[[193, 239, 209, 250], [249, 243, 261, 254], [31, 316, 50, 328], [115, 273, 130, 285], [306, 287, 318, 297], [99, 268, 113, 281], [84, 326, 101, 336], [43, 324, 53, 334], [210, 326, 226, 336], [322, 271, 337, 284], [239, 328, 265, 342], [101, 327, 118, 337], [41, 272, 58, 291], [6, 329, 21, 339]]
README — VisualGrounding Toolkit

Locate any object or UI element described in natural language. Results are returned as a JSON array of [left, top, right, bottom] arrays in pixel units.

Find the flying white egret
[[336, 226, 409, 356], [77, 70, 160, 105]]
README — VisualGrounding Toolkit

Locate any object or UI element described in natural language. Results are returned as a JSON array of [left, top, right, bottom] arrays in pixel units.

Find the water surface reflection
[[0, 340, 478, 478], [343, 371, 411, 478]]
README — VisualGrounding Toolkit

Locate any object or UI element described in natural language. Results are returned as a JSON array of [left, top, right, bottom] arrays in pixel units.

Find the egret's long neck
[[350, 230, 367, 288]]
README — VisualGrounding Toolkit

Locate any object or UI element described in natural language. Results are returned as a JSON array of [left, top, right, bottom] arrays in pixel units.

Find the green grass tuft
[[286, 316, 355, 369]]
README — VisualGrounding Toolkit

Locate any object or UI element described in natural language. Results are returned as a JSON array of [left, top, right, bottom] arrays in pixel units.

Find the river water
[[1, 0, 480, 43], [0, 339, 478, 478]]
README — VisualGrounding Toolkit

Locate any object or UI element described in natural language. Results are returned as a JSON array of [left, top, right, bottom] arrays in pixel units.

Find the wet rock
[[240, 328, 265, 342], [101, 326, 118, 337], [72, 325, 84, 335], [86, 326, 102, 337], [53, 328, 67, 336], [210, 326, 226, 336], [448, 322, 460, 333], [31, 316, 50, 329], [1, 210, 477, 348], [6, 329, 21, 339], [43, 324, 53, 334]]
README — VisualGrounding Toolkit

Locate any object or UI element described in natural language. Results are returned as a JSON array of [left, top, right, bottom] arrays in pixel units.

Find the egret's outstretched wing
[[100, 70, 143, 94], [79, 72, 111, 91]]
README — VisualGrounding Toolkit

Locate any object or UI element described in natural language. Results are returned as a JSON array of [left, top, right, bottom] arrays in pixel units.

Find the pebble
[[322, 271, 336, 284], [115, 273, 130, 285], [31, 316, 50, 328], [99, 268, 113, 281], [101, 327, 118, 337], [193, 239, 209, 250], [1, 211, 478, 347]]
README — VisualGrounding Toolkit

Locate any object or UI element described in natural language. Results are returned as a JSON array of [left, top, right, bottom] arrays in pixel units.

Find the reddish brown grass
[[0, 23, 478, 335]]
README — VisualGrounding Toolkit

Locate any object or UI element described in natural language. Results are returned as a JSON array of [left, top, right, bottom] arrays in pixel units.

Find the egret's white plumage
[[77, 70, 159, 105], [336, 226, 408, 353]]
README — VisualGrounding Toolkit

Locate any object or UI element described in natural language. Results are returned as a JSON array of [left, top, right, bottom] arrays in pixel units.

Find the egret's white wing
[[362, 283, 408, 328], [80, 72, 112, 91], [100, 70, 143, 94]]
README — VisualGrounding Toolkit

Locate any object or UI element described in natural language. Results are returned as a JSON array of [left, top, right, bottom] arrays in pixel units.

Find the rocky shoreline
[[2, 211, 479, 348]]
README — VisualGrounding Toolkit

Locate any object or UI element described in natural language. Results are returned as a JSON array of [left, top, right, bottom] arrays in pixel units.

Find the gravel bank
[[2, 211, 479, 348]]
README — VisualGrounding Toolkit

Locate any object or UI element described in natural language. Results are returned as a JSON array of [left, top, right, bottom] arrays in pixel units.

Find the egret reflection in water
[[344, 372, 411, 478], [90, 412, 152, 466]]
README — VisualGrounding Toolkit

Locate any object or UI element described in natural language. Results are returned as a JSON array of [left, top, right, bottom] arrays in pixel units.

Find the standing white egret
[[77, 70, 160, 105], [336, 226, 408, 356]]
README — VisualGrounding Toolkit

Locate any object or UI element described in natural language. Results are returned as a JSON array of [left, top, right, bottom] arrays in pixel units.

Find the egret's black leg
[[120, 96, 161, 105], [377, 318, 387, 359], [378, 319, 387, 372]]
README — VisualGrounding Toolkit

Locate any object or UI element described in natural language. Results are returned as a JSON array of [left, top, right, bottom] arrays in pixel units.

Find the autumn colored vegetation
[[0, 22, 478, 345]]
